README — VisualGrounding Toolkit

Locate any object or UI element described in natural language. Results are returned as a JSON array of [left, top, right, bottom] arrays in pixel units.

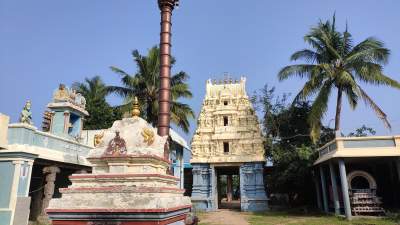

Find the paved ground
[[199, 209, 249, 225]]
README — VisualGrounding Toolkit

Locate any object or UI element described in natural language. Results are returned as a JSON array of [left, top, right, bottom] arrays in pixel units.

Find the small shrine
[[0, 84, 92, 225], [314, 135, 400, 219], [190, 77, 268, 211], [46, 99, 192, 225]]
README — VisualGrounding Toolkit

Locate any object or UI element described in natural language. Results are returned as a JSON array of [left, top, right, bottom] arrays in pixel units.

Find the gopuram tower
[[191, 77, 268, 212]]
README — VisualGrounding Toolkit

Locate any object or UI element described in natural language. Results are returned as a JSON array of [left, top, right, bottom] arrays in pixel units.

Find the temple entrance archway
[[347, 170, 377, 190], [215, 166, 240, 210]]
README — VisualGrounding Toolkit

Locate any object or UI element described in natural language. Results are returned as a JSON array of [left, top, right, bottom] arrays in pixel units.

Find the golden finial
[[132, 97, 140, 117]]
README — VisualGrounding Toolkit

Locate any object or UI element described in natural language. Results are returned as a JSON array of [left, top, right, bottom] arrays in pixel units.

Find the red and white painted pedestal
[[46, 116, 191, 225]]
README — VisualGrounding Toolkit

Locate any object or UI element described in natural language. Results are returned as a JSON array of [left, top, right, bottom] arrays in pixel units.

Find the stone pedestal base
[[48, 207, 189, 225], [191, 198, 215, 212]]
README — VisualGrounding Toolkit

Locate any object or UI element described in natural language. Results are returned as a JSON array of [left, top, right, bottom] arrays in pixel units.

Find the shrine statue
[[75, 92, 86, 108], [53, 84, 70, 102], [19, 100, 33, 125]]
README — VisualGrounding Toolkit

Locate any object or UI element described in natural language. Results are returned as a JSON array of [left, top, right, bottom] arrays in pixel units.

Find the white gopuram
[[191, 77, 268, 211]]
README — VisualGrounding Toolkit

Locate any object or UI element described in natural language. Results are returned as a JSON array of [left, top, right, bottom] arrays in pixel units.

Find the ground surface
[[198, 210, 399, 225], [199, 209, 250, 225]]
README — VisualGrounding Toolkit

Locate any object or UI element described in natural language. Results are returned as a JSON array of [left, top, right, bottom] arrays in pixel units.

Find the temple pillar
[[239, 163, 268, 211], [191, 164, 214, 211], [313, 176, 322, 210], [338, 159, 352, 220], [396, 158, 400, 182], [319, 165, 328, 213], [38, 166, 60, 223], [329, 162, 340, 215], [227, 175, 233, 202], [63, 111, 70, 134]]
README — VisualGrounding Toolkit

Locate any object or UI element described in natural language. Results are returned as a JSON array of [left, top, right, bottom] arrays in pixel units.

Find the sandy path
[[199, 209, 249, 225]]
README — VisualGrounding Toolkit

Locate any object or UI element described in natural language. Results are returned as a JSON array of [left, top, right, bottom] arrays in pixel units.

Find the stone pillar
[[180, 151, 184, 189], [191, 164, 214, 211], [319, 165, 328, 213], [40, 166, 60, 216], [313, 176, 322, 210], [396, 158, 400, 182], [329, 162, 340, 215], [240, 163, 268, 211], [227, 175, 233, 202], [338, 159, 352, 220], [63, 111, 70, 134]]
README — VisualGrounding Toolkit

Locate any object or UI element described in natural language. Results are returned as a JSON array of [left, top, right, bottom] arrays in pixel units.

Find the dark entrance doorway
[[216, 166, 240, 210]]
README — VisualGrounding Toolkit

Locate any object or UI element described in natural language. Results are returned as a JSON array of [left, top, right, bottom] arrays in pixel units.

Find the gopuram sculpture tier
[[191, 77, 265, 163], [46, 102, 191, 225]]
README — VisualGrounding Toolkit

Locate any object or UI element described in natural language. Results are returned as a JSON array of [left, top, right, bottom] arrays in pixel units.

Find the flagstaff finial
[[132, 97, 140, 117]]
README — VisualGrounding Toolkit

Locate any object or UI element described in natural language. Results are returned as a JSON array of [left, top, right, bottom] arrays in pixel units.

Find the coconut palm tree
[[107, 46, 195, 133], [278, 15, 400, 141], [72, 76, 121, 129]]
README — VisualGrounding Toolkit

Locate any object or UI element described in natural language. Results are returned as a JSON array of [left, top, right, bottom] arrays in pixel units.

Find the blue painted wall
[[0, 211, 12, 225], [0, 162, 15, 208], [51, 111, 66, 136], [8, 126, 91, 157], [17, 162, 30, 196]]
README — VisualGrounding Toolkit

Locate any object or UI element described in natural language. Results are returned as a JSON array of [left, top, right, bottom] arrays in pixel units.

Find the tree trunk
[[335, 87, 343, 132]]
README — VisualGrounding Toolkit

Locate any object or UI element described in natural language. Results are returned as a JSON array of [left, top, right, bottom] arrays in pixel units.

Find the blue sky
[[1, 0, 400, 142]]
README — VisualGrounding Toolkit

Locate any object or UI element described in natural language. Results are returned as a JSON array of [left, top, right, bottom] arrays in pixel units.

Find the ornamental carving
[[191, 77, 265, 163], [104, 131, 127, 156], [141, 127, 155, 146], [94, 131, 104, 147], [53, 84, 86, 109]]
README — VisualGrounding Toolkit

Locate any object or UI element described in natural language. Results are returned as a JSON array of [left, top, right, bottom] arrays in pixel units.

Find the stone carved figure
[[19, 100, 33, 125], [53, 84, 86, 109], [53, 84, 70, 102], [94, 131, 104, 147], [105, 131, 127, 156], [75, 92, 86, 108]]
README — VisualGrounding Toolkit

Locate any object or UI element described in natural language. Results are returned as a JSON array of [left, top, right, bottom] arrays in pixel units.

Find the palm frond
[[357, 86, 391, 129], [278, 64, 318, 81]]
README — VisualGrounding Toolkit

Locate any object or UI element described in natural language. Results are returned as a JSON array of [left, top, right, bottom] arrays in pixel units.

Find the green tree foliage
[[252, 85, 334, 206], [278, 15, 400, 142], [72, 76, 122, 130], [107, 46, 195, 133], [348, 125, 376, 137]]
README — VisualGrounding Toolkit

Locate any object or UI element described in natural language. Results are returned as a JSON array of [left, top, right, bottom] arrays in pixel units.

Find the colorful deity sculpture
[[19, 100, 33, 125]]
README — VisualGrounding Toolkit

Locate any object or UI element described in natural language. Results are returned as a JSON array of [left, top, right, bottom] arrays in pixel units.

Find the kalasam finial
[[132, 96, 140, 117]]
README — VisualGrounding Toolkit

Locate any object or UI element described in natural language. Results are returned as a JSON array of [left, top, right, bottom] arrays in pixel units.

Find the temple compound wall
[[191, 77, 268, 212]]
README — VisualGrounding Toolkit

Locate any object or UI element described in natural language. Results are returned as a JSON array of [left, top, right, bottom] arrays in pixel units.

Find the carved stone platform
[[46, 117, 191, 225]]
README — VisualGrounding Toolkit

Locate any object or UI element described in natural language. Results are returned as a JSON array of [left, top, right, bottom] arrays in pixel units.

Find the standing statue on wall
[[19, 100, 33, 125]]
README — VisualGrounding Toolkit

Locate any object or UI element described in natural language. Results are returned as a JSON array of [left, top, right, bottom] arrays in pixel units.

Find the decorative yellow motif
[[94, 132, 104, 147], [53, 84, 70, 102], [132, 96, 140, 117], [141, 128, 155, 146]]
